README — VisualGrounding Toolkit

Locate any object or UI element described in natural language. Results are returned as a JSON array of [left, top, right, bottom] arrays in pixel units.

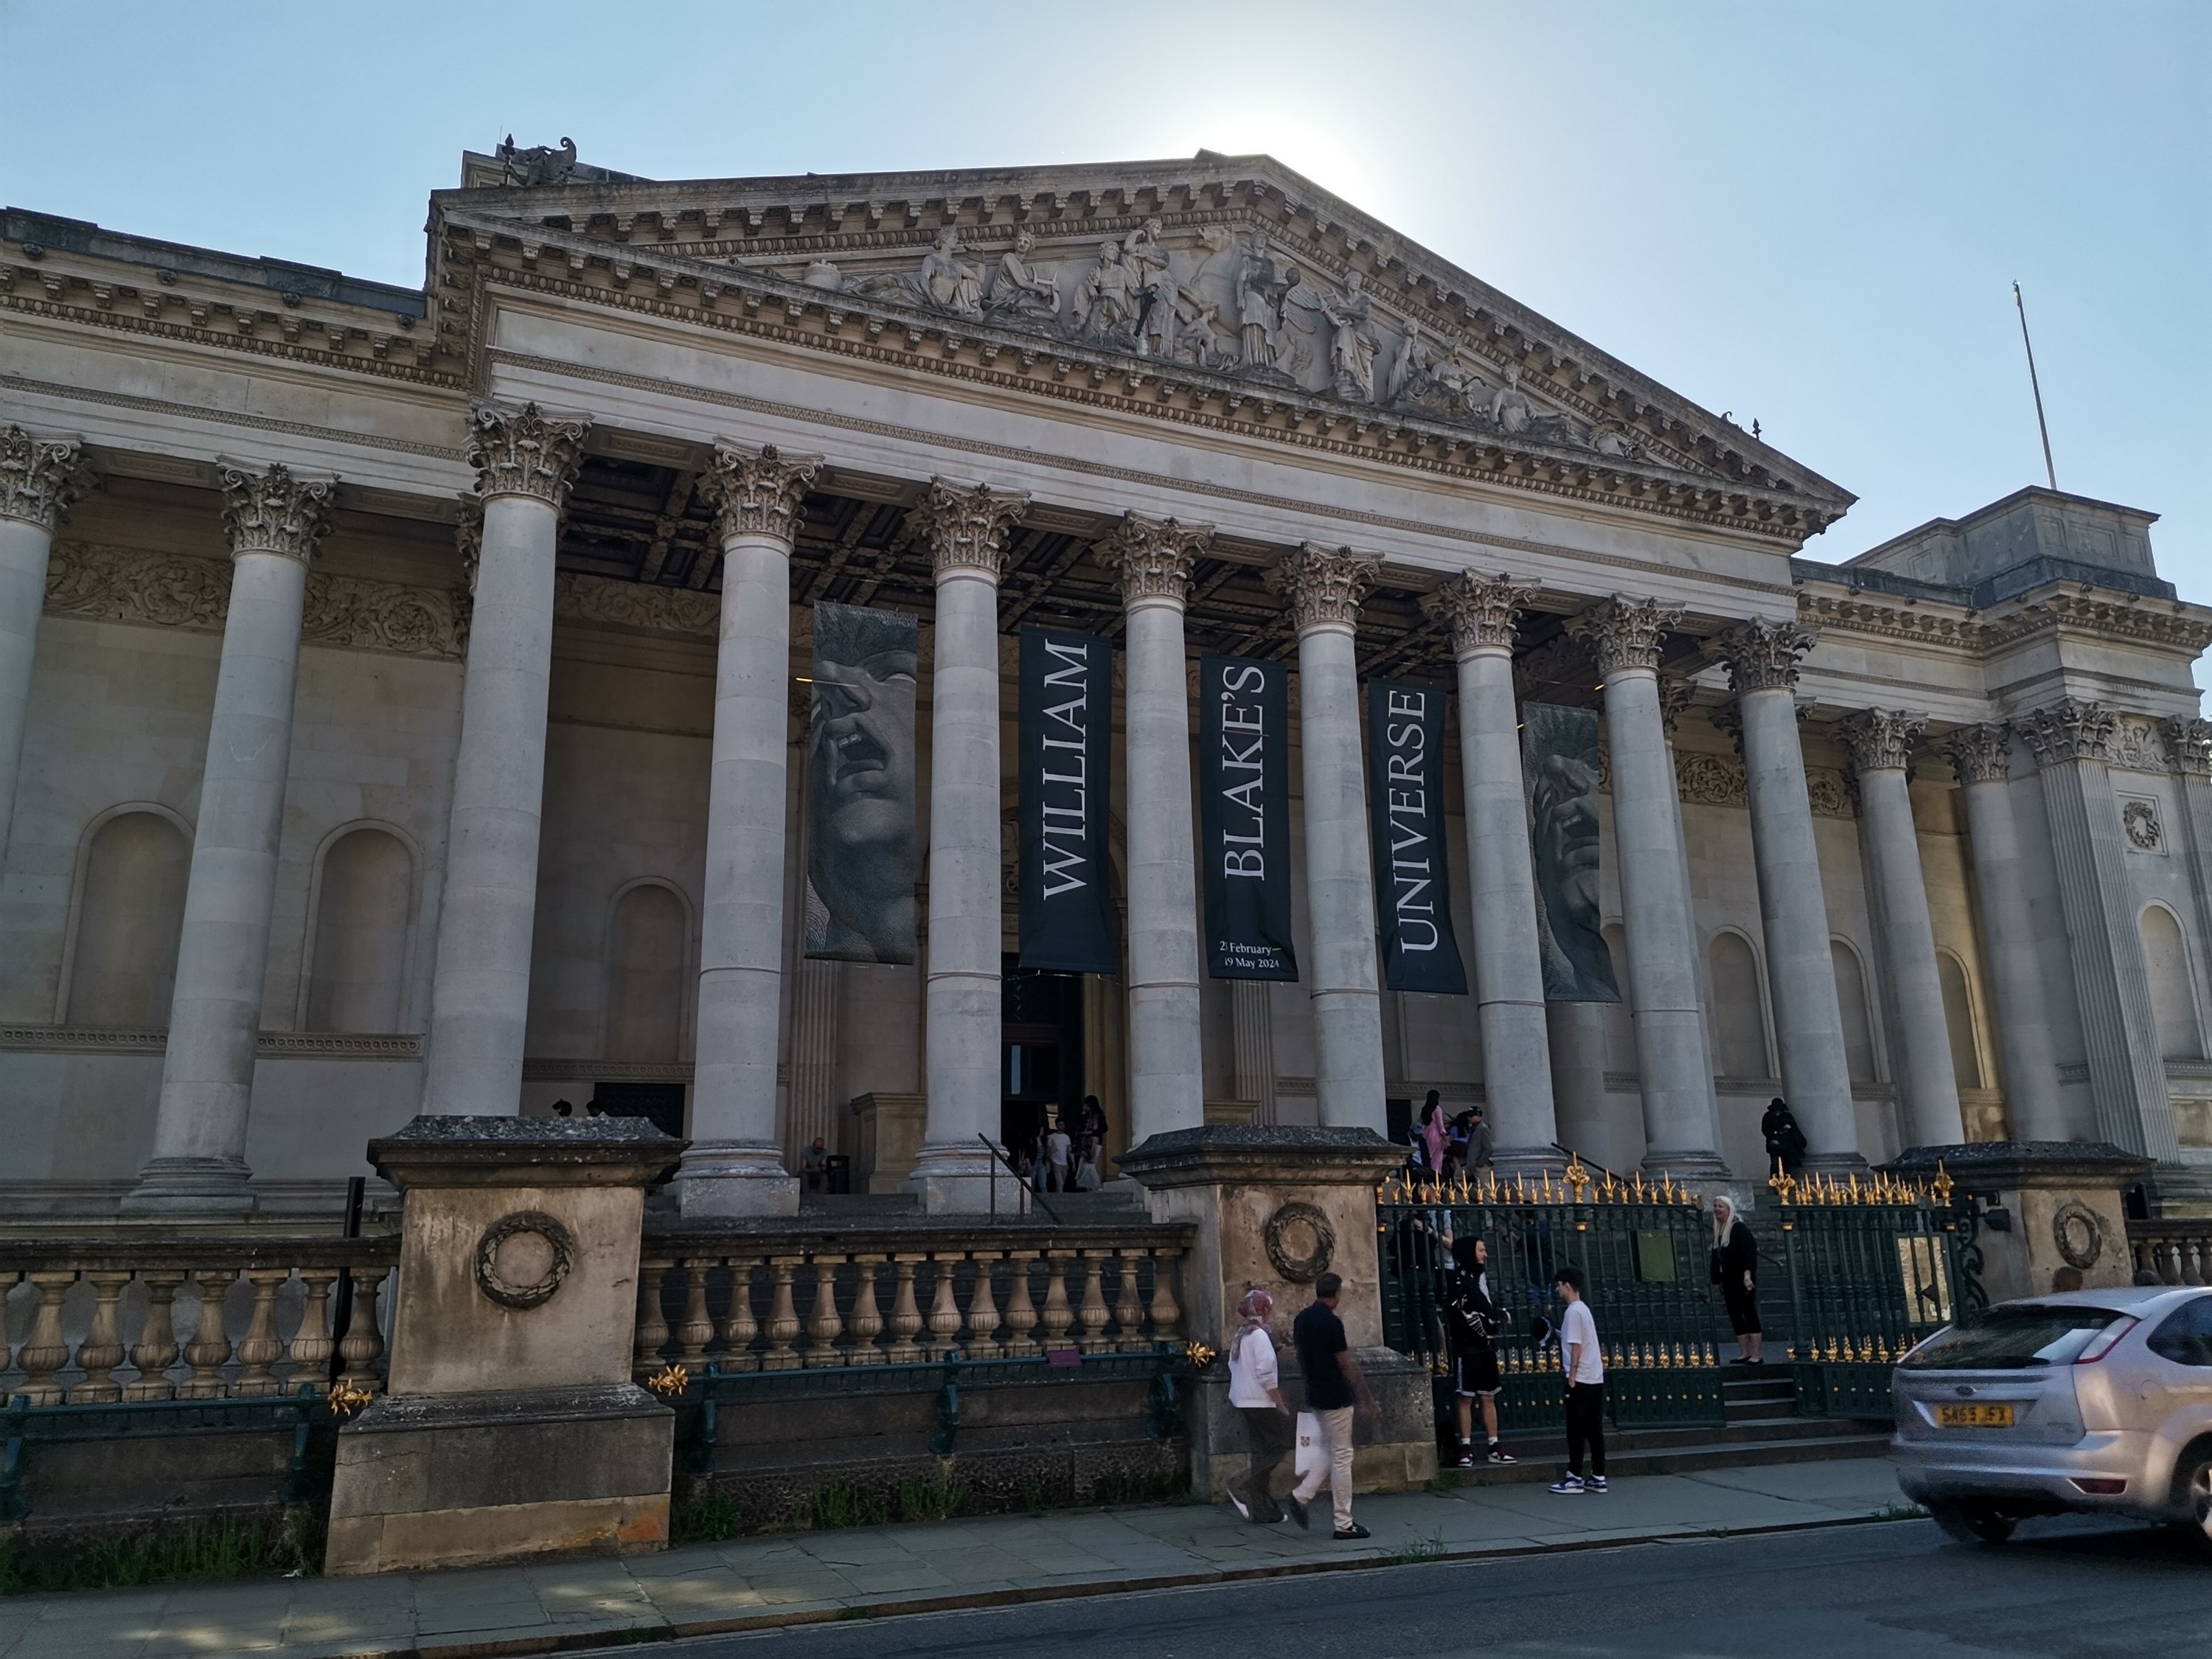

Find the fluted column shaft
[[1101, 515, 1209, 1147], [677, 445, 819, 1217], [126, 463, 334, 1212], [0, 428, 89, 863], [422, 403, 588, 1117], [1273, 544, 1387, 1133]]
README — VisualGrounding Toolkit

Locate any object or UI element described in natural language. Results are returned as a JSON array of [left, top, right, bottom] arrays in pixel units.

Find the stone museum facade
[[4, 143, 2210, 1217]]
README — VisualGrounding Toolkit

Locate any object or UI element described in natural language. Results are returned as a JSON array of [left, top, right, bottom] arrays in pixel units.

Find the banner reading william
[[1521, 701, 1620, 1002], [1199, 655, 1298, 981], [806, 602, 918, 964], [1366, 679, 1467, 995], [1017, 627, 1118, 974]]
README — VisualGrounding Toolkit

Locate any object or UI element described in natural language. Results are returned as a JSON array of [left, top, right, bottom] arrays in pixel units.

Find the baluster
[[887, 1255, 925, 1363], [1076, 1252, 1111, 1353], [633, 1256, 674, 1378], [847, 1255, 885, 1363], [717, 1257, 762, 1372], [966, 1251, 1002, 1357], [676, 1260, 716, 1367], [1113, 1248, 1145, 1352], [179, 1267, 237, 1398], [288, 1270, 338, 1384], [927, 1256, 964, 1355], [232, 1268, 290, 1396], [762, 1256, 803, 1371], [807, 1256, 846, 1366], [73, 1270, 133, 1402], [1040, 1250, 1075, 1352], [1147, 1247, 1183, 1343], [338, 1269, 386, 1391], [16, 1270, 77, 1405], [1003, 1251, 1038, 1357], [2191, 1241, 2209, 1289], [127, 1271, 184, 1400]]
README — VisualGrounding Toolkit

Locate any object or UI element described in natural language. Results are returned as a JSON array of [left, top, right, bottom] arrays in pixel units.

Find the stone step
[[1447, 1431, 1893, 1485]]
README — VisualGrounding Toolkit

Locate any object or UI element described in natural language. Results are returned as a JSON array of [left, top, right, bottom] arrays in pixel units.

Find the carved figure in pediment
[[497, 135, 578, 188], [1276, 265, 1331, 380], [1489, 362, 1586, 448], [1172, 293, 1231, 369], [1321, 270, 1380, 403], [1080, 241, 1140, 341], [986, 231, 1060, 319], [1234, 232, 1286, 370], [803, 260, 845, 292], [1591, 425, 1641, 459], [1124, 218, 1169, 297], [1384, 319, 1436, 406], [920, 229, 987, 320]]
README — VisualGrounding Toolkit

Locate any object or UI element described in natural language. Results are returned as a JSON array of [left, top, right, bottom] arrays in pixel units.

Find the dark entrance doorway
[[1002, 956, 1083, 1160], [591, 1081, 686, 1139]]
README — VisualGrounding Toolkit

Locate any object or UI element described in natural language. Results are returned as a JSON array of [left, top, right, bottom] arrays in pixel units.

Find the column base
[[119, 1156, 258, 1216], [904, 1144, 1027, 1215], [668, 1144, 799, 1218], [1638, 1148, 1732, 1186], [1801, 1150, 1872, 1177], [1491, 1145, 1568, 1179]]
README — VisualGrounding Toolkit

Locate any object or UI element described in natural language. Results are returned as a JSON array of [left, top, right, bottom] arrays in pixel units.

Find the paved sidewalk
[[0, 1455, 1908, 1658]]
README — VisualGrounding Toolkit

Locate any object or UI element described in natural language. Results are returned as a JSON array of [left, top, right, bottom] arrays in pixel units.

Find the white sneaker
[[1548, 1475, 1585, 1495], [1588, 1475, 1608, 1493]]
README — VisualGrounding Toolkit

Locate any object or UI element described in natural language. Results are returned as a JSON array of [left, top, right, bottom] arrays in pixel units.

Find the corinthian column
[[1840, 709, 1964, 1148], [1425, 572, 1558, 1168], [911, 479, 1028, 1211], [1568, 598, 1726, 1179], [1270, 543, 1388, 1133], [1097, 512, 1210, 1148], [421, 402, 589, 1117], [2016, 700, 2178, 1158], [1944, 725, 2065, 1140], [0, 428, 91, 862], [674, 442, 819, 1216], [125, 462, 335, 1213], [1713, 620, 1860, 1169]]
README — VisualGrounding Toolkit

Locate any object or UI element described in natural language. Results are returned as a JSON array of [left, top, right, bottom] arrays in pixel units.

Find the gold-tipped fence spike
[[1930, 1159, 1955, 1206]]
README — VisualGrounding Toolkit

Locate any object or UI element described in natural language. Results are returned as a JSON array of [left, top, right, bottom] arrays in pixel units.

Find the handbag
[[1293, 1411, 1323, 1479]]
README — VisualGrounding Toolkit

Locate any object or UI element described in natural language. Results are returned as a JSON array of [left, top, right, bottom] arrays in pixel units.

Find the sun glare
[[1184, 112, 1381, 213]]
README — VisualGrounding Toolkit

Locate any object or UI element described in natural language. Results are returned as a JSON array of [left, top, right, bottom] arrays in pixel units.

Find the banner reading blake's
[[1366, 679, 1468, 995], [1017, 627, 1118, 974], [1199, 655, 1298, 981]]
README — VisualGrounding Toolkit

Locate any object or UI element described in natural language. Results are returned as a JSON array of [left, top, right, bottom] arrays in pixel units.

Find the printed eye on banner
[[1200, 654, 1298, 981], [1017, 627, 1119, 975], [1366, 678, 1467, 995]]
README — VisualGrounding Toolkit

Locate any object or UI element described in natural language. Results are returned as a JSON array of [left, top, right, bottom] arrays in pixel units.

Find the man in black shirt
[[1284, 1272, 1377, 1540]]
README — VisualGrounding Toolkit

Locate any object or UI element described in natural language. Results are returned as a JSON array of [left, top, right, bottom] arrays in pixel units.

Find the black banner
[[1367, 679, 1468, 995], [1523, 701, 1619, 1002], [1018, 627, 1118, 974], [1200, 655, 1298, 981], [807, 602, 919, 964]]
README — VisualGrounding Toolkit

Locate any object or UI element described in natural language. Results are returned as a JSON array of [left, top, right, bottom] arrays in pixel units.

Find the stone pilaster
[[0, 427, 91, 863]]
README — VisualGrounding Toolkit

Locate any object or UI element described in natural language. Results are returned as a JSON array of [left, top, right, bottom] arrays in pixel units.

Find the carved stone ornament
[[1268, 542, 1380, 633], [699, 441, 821, 546], [911, 478, 1029, 580], [0, 426, 93, 532], [1568, 596, 1683, 678], [218, 460, 335, 564], [467, 401, 591, 507], [1674, 751, 1747, 810], [2163, 717, 2212, 779], [1095, 511, 1211, 607], [1837, 708, 1928, 776], [1944, 723, 2013, 786], [2112, 715, 2170, 774], [473, 1208, 577, 1310], [1711, 617, 1817, 695], [2014, 698, 2120, 768], [1424, 571, 1537, 657], [1262, 1200, 1337, 1284], [2122, 799, 2163, 852], [553, 570, 719, 637], [1804, 768, 1855, 819], [1655, 673, 1695, 738], [2049, 1200, 2104, 1272]]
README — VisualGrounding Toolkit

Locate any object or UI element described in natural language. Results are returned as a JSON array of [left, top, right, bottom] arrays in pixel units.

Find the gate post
[[1888, 1141, 2152, 1302]]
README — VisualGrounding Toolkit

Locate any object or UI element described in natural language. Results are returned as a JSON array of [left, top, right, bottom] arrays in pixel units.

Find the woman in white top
[[1225, 1288, 1293, 1523]]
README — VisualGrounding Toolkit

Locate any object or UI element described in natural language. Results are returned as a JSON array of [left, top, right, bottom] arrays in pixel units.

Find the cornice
[[1799, 582, 2212, 658], [1796, 590, 1986, 650]]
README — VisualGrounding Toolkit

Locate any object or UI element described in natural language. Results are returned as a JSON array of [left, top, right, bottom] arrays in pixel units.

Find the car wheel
[[1927, 1499, 2017, 1545], [2180, 1453, 2212, 1557]]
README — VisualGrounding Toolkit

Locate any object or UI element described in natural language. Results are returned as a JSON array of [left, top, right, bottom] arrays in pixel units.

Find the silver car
[[1891, 1285, 2212, 1548]]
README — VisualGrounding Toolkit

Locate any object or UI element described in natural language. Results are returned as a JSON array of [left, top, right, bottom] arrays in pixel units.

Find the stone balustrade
[[636, 1225, 1192, 1376], [0, 1236, 397, 1405], [2129, 1219, 2212, 1287]]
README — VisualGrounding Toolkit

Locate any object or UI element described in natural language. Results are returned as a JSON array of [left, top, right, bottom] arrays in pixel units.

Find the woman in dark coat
[[1710, 1195, 1762, 1364], [1760, 1097, 1807, 1177]]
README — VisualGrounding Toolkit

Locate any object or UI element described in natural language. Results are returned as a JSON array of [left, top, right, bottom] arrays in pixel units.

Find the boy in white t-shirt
[[1547, 1265, 1609, 1495], [1225, 1288, 1293, 1523]]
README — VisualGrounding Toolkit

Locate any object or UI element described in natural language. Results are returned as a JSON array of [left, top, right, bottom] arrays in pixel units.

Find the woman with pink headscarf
[[1225, 1288, 1293, 1523]]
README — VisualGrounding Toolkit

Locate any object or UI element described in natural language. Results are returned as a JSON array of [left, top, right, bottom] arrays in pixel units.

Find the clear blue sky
[[4, 1, 2205, 610]]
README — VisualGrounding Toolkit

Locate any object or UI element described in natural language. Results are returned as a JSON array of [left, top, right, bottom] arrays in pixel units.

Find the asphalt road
[[582, 1516, 2207, 1659]]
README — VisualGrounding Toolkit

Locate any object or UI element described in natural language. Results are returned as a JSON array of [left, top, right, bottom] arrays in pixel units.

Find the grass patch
[[813, 1481, 894, 1531], [0, 1509, 324, 1596], [897, 1468, 972, 1523], [670, 1486, 745, 1545], [1392, 1531, 1447, 1565]]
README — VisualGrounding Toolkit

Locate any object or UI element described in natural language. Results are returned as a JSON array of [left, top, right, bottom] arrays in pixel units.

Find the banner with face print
[[806, 602, 919, 964], [1018, 627, 1118, 974], [1522, 701, 1620, 1002], [1200, 655, 1298, 981], [1366, 679, 1467, 995]]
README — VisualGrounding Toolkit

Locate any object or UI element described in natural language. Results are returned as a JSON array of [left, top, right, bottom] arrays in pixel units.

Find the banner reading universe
[[1017, 627, 1118, 974], [1199, 655, 1298, 981], [1366, 678, 1467, 995], [806, 602, 919, 964]]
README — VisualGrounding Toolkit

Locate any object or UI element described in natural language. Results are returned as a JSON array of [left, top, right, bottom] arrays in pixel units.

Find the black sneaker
[[1284, 1495, 1310, 1531], [1334, 1523, 1372, 1540], [1487, 1444, 1517, 1465], [1454, 1441, 1475, 1470]]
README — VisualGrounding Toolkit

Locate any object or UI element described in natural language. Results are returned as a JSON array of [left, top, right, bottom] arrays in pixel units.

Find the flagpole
[[2013, 280, 2059, 491]]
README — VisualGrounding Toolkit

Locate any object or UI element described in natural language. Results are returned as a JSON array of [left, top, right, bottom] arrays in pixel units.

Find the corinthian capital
[[2014, 698, 2119, 767], [700, 442, 820, 546], [1838, 707, 1928, 776], [1096, 511, 1212, 607], [2163, 716, 2212, 779], [218, 461, 335, 564], [1944, 723, 2013, 786], [1711, 617, 1818, 694], [913, 478, 1029, 580], [0, 427, 93, 532], [467, 401, 591, 507], [1268, 543, 1381, 633], [1424, 571, 1537, 656], [1567, 596, 1683, 677]]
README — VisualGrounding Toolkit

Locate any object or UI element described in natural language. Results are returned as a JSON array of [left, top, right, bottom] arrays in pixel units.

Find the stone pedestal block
[[1888, 1140, 2154, 1303], [852, 1091, 926, 1194]]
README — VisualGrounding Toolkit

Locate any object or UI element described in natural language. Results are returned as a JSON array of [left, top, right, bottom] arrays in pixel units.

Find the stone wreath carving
[[2122, 799, 2163, 852], [2051, 1200, 2105, 1272], [1262, 1201, 1336, 1284], [474, 1209, 577, 1310]]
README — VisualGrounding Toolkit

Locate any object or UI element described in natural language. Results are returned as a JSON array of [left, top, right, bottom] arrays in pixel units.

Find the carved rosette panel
[[1095, 511, 1211, 607], [1712, 617, 1817, 694], [1838, 708, 1928, 776], [912, 478, 1029, 580], [1568, 597, 1683, 677], [1944, 723, 2013, 786], [2014, 698, 2119, 768], [1424, 571, 1537, 656], [300, 574, 465, 657], [1674, 751, 1747, 810], [1268, 542, 1380, 633], [2163, 716, 2212, 779], [219, 462, 335, 564], [467, 401, 591, 507], [553, 570, 719, 637], [1804, 768, 1854, 819], [0, 426, 93, 532], [700, 442, 821, 546]]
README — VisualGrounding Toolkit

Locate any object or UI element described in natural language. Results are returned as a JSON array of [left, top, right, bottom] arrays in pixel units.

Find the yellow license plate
[[1935, 1402, 2015, 1428]]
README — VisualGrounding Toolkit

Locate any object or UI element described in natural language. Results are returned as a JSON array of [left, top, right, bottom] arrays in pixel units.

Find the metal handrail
[[980, 1133, 1060, 1225]]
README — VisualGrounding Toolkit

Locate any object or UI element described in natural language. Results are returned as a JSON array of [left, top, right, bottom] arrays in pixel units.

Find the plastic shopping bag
[[1293, 1411, 1321, 1480]]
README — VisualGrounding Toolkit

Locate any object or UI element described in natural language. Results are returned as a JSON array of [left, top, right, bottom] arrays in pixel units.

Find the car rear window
[[1899, 1305, 2128, 1370]]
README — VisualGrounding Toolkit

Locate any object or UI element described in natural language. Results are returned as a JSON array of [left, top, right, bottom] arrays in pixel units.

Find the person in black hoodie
[[1444, 1237, 1514, 1467], [1761, 1097, 1807, 1177]]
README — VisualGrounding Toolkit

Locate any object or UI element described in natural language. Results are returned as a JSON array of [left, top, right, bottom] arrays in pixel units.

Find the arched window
[[1830, 940, 1878, 1084], [605, 883, 688, 1062], [1600, 922, 1635, 1075], [1936, 950, 1985, 1089], [305, 827, 414, 1032], [1708, 932, 1770, 1080], [66, 810, 191, 1026], [2141, 906, 2202, 1062]]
